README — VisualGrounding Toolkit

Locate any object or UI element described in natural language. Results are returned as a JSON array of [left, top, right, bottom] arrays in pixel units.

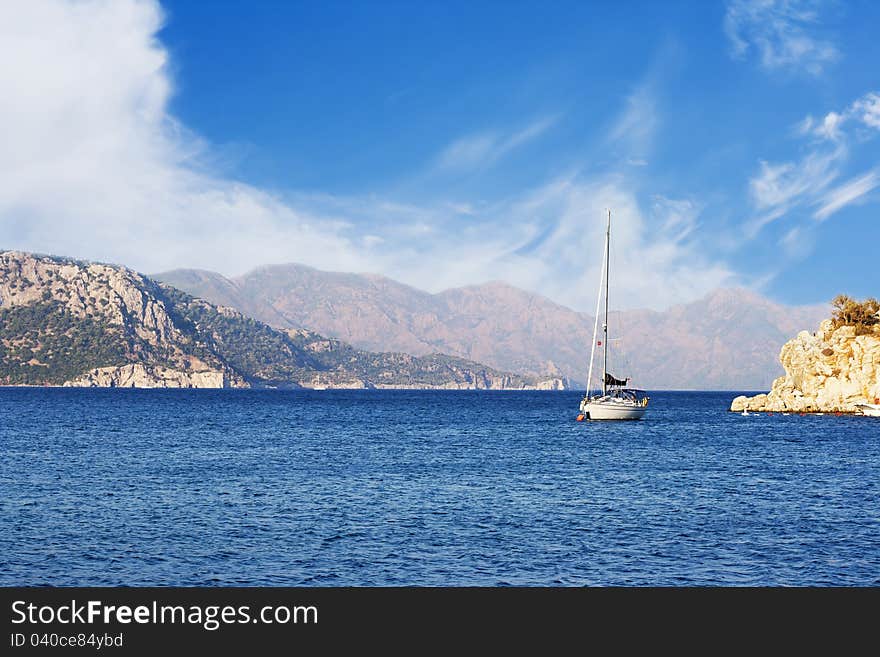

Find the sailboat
[[578, 210, 649, 421]]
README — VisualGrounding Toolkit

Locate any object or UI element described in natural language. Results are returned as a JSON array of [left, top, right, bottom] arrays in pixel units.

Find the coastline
[[0, 382, 569, 391], [730, 320, 880, 414]]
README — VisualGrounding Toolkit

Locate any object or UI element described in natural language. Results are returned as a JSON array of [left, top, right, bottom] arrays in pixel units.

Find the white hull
[[856, 403, 880, 417], [580, 399, 646, 420]]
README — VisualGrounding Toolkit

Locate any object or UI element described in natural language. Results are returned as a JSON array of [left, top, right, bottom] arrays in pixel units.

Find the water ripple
[[1, 388, 879, 585]]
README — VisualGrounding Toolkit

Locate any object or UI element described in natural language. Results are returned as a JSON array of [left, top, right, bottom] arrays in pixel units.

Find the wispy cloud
[[798, 111, 844, 141], [799, 91, 880, 142], [813, 170, 880, 221], [651, 196, 701, 242], [779, 225, 813, 258], [749, 148, 840, 213], [289, 177, 734, 311], [745, 91, 880, 237], [432, 115, 559, 173], [415, 178, 733, 310], [853, 92, 880, 128], [724, 0, 838, 75], [0, 0, 732, 312], [607, 84, 657, 161]]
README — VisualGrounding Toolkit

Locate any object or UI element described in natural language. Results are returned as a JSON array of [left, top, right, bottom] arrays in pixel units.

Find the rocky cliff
[[65, 363, 231, 388], [0, 251, 245, 388], [730, 319, 880, 412], [1, 251, 563, 390]]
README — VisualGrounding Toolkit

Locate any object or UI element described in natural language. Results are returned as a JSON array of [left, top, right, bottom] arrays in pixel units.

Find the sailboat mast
[[602, 209, 610, 396], [585, 223, 607, 400]]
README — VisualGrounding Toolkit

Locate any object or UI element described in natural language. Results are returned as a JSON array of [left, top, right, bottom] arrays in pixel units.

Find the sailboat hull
[[580, 399, 647, 420]]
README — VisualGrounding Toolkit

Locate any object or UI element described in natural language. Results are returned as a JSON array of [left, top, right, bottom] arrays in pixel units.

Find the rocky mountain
[[156, 264, 828, 390], [731, 318, 880, 413], [0, 252, 562, 389]]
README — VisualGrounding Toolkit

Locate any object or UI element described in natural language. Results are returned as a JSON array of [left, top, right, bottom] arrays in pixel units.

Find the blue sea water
[[1, 388, 878, 586]]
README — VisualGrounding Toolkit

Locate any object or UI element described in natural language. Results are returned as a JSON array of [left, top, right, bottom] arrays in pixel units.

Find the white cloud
[[746, 90, 880, 235], [780, 225, 813, 258], [430, 181, 731, 310], [0, 0, 377, 277], [813, 170, 879, 221], [745, 146, 850, 232], [288, 177, 734, 310], [724, 0, 838, 75], [0, 0, 732, 312], [433, 135, 498, 172], [651, 196, 701, 242], [361, 234, 385, 248], [432, 116, 558, 173], [813, 111, 844, 141], [749, 150, 840, 211], [799, 92, 880, 142], [797, 112, 847, 141], [608, 85, 657, 159], [852, 92, 880, 129]]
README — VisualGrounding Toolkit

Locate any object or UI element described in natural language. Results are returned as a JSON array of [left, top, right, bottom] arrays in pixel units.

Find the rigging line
[[606, 213, 634, 382], [586, 215, 608, 398]]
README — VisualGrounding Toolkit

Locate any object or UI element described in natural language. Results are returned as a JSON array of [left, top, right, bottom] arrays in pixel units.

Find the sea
[[1, 388, 878, 586]]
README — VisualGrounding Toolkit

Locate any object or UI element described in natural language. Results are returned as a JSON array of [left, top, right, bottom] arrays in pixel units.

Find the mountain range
[[156, 264, 829, 390], [0, 251, 560, 390]]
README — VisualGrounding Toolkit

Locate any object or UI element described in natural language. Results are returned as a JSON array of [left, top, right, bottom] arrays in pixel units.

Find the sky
[[1, 0, 878, 310]]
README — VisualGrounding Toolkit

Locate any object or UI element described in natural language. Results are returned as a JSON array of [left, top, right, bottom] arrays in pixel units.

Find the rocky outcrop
[[533, 377, 567, 391], [731, 319, 880, 413], [2, 252, 178, 345], [2, 250, 562, 390], [65, 364, 235, 389], [0, 251, 237, 381]]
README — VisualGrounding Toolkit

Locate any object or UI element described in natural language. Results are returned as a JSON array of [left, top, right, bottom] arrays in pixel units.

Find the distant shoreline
[[0, 385, 768, 393]]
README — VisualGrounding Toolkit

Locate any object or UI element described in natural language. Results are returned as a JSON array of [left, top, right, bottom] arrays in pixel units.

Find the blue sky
[[1, 0, 878, 309]]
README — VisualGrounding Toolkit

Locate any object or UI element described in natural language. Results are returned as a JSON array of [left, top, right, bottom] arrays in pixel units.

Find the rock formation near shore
[[64, 363, 232, 389], [731, 319, 880, 413]]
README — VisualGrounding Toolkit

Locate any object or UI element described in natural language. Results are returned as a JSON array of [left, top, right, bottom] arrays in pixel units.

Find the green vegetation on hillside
[[0, 302, 129, 384], [338, 351, 508, 386], [160, 286, 524, 386], [159, 285, 319, 382], [1, 252, 539, 388]]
